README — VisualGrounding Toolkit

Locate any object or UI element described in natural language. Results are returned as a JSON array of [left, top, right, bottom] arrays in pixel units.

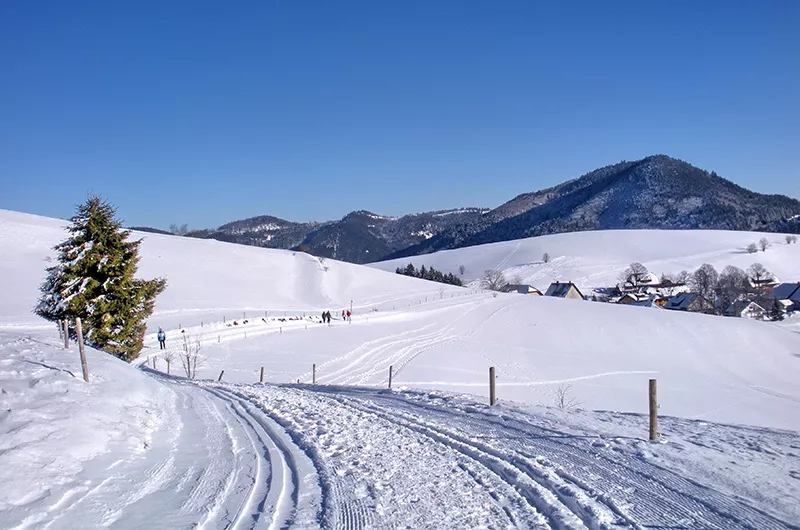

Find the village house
[[616, 293, 649, 305], [727, 299, 767, 320], [545, 281, 584, 300], [500, 284, 543, 296], [765, 282, 800, 312], [663, 292, 715, 313]]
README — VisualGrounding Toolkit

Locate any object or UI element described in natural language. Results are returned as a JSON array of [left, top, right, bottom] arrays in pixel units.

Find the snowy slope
[[371, 229, 800, 295], [2, 208, 800, 528], [0, 209, 463, 331], [0, 331, 170, 527], [2, 209, 799, 430]]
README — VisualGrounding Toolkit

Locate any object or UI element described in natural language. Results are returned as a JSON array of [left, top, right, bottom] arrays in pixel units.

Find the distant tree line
[[396, 263, 463, 286]]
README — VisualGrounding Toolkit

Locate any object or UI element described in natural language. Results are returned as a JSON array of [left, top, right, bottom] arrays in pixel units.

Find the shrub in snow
[[746, 263, 772, 285], [690, 264, 718, 308], [759, 237, 771, 252], [746, 243, 758, 254], [716, 265, 748, 315], [35, 196, 166, 361], [481, 269, 508, 291], [619, 262, 648, 286]]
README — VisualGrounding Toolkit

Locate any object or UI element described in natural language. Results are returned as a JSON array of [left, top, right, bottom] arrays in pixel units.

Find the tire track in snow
[[321, 393, 608, 530], [494, 241, 523, 271], [230, 385, 535, 529], [336, 389, 798, 530], [219, 387, 378, 530], [328, 297, 511, 387], [205, 387, 324, 529]]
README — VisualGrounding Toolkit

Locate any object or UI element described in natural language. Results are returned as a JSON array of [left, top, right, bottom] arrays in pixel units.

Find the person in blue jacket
[[157, 328, 166, 349]]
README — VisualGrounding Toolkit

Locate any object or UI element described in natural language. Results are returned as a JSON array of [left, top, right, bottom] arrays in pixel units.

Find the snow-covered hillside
[[372, 229, 800, 295], [2, 209, 799, 429], [2, 208, 800, 528], [0, 209, 463, 331]]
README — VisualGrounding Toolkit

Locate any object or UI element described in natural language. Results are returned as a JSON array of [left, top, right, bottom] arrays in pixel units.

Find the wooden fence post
[[260, 366, 264, 383], [75, 318, 89, 382], [58, 321, 63, 340], [649, 379, 658, 441], [153, 357, 157, 369], [388, 365, 393, 389], [312, 364, 316, 384], [218, 370, 225, 382], [63, 319, 70, 349], [489, 366, 496, 406]]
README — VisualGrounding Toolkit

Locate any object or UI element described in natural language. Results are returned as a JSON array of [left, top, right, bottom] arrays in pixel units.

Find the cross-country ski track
[[13, 368, 798, 530]]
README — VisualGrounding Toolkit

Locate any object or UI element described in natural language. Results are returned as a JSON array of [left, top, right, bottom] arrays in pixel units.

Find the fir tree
[[768, 299, 785, 322], [35, 196, 167, 361]]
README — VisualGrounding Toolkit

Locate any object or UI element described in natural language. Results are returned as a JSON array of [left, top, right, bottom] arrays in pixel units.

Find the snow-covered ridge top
[[432, 208, 490, 217], [224, 223, 284, 234]]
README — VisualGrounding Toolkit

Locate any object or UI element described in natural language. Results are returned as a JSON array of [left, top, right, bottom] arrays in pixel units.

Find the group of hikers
[[155, 308, 354, 348], [321, 309, 351, 324]]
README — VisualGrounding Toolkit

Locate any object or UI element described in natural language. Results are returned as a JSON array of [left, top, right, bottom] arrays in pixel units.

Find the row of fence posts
[[59, 315, 660, 441], [57, 318, 90, 383], [221, 360, 660, 442], [161, 353, 660, 441], [211, 361, 661, 441]]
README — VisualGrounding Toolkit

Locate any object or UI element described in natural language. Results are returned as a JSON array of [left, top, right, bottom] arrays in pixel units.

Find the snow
[[372, 228, 800, 298], [1, 208, 800, 528], [0, 331, 172, 526]]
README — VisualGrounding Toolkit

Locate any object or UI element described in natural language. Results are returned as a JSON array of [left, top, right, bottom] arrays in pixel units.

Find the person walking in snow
[[321, 311, 326, 324], [346, 310, 351, 322], [157, 328, 166, 349]]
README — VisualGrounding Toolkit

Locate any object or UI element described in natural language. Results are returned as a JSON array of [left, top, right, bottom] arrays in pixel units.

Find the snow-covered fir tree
[[35, 196, 166, 361]]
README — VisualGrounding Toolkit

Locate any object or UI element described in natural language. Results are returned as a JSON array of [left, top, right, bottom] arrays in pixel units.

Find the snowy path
[[4, 366, 799, 529], [4, 378, 321, 530], [208, 383, 800, 530]]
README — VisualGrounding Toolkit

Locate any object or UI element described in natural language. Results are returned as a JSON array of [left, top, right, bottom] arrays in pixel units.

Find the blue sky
[[1, 1, 798, 228]]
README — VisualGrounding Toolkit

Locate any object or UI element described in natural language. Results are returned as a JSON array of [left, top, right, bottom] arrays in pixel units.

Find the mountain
[[186, 208, 487, 264], [186, 215, 321, 250], [177, 155, 800, 262], [385, 155, 800, 259]]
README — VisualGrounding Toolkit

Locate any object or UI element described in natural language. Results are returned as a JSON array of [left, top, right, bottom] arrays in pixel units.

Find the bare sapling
[[553, 383, 581, 410], [162, 349, 175, 375], [180, 333, 203, 379]]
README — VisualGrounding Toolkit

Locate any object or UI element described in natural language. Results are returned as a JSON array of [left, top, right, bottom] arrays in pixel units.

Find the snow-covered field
[[372, 228, 800, 296], [1, 208, 799, 528]]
